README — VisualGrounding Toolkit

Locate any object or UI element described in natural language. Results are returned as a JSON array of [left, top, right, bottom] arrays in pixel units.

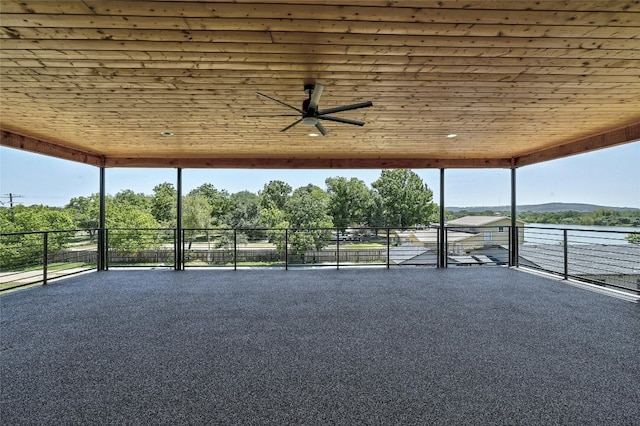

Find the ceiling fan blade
[[318, 101, 373, 116], [246, 114, 301, 117], [319, 115, 366, 126], [309, 83, 324, 111], [315, 121, 327, 136], [281, 118, 303, 132], [256, 92, 302, 113]]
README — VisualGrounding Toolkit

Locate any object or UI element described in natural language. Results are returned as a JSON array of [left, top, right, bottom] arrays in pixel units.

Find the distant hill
[[446, 203, 639, 213]]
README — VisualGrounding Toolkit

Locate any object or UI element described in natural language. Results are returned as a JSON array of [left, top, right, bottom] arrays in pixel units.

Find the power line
[[0, 193, 24, 208]]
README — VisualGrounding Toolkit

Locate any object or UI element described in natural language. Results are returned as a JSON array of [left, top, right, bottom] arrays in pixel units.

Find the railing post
[[509, 225, 520, 267], [563, 229, 568, 280], [97, 228, 104, 271], [444, 226, 448, 268], [173, 228, 177, 269], [105, 229, 109, 271], [285, 229, 289, 271], [386, 227, 390, 269], [182, 229, 186, 269], [514, 226, 519, 267], [508, 226, 512, 266], [336, 228, 340, 270], [234, 229, 237, 271], [43, 232, 48, 285], [436, 225, 440, 267]]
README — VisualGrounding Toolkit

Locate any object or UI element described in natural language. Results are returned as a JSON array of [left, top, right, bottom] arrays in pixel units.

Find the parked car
[[331, 233, 361, 242]]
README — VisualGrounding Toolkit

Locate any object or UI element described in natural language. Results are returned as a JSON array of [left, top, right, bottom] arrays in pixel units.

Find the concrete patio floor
[[1, 267, 639, 425]]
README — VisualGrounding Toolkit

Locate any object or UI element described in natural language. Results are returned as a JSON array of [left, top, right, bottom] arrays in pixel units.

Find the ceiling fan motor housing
[[302, 95, 318, 123], [302, 98, 317, 120]]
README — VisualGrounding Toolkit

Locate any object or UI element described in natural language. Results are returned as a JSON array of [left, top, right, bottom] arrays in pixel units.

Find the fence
[[2, 225, 639, 295]]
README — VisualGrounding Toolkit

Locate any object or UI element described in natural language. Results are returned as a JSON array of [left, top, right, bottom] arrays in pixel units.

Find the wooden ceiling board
[[1, 1, 639, 169]]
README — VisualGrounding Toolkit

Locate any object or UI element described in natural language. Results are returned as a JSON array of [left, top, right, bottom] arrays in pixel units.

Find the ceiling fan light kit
[[255, 83, 372, 136]]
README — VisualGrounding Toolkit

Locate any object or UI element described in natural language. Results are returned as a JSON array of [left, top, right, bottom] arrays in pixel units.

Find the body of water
[[524, 223, 639, 245]]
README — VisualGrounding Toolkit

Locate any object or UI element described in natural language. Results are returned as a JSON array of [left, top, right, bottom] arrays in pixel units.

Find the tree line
[[2, 169, 639, 264], [0, 169, 436, 239]]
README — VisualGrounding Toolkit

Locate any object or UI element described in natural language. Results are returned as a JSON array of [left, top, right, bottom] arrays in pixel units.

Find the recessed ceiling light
[[308, 132, 320, 137], [446, 133, 457, 138], [160, 131, 174, 136]]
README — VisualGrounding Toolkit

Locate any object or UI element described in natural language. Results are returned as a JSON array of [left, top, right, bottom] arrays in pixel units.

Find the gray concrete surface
[[1, 268, 639, 425]]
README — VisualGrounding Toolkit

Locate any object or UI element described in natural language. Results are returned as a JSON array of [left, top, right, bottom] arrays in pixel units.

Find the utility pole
[[0, 193, 24, 207]]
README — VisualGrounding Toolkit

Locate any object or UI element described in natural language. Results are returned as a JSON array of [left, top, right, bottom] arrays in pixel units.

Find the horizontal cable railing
[[183, 228, 280, 268], [0, 229, 98, 291], [182, 227, 398, 269], [2, 225, 638, 295], [106, 228, 176, 268], [443, 225, 516, 267], [520, 226, 640, 295]]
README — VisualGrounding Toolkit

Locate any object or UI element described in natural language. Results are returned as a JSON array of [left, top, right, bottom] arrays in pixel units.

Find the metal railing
[[442, 225, 518, 267], [519, 226, 640, 295], [105, 228, 176, 268], [0, 229, 98, 291], [181, 227, 396, 269], [2, 225, 638, 295]]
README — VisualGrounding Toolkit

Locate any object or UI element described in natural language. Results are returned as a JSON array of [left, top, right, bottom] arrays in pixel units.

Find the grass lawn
[[2, 262, 93, 274], [107, 262, 173, 267], [185, 260, 285, 267], [328, 242, 386, 249], [0, 262, 96, 291]]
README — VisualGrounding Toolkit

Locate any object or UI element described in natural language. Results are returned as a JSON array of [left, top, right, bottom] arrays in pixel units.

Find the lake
[[524, 223, 639, 245]]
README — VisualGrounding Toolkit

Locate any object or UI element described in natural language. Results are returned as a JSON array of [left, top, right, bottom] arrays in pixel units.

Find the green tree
[[0, 208, 21, 268], [227, 191, 261, 228], [227, 191, 263, 242], [372, 169, 436, 228], [114, 189, 151, 213], [182, 194, 213, 249], [0, 208, 18, 233], [325, 177, 371, 232], [9, 205, 75, 233], [0, 205, 76, 268], [515, 209, 640, 227], [363, 190, 385, 232], [258, 181, 292, 253], [593, 209, 618, 226], [626, 233, 640, 244], [66, 194, 100, 230], [261, 205, 289, 255], [259, 180, 292, 210], [151, 182, 177, 227], [106, 199, 160, 253], [188, 183, 231, 226], [285, 184, 333, 254]]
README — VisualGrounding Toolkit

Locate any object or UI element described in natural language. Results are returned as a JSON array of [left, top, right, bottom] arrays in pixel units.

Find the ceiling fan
[[254, 83, 373, 136]]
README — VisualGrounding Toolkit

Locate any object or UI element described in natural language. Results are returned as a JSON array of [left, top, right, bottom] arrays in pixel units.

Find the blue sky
[[1, 141, 639, 208]]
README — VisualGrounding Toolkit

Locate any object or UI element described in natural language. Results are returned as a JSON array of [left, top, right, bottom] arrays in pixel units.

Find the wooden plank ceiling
[[1, 1, 639, 169]]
